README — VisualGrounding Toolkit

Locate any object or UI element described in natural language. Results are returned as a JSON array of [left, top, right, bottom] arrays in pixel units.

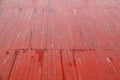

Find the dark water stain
[[35, 50, 44, 80], [69, 63, 72, 67], [35, 50, 44, 63], [7, 50, 19, 80], [22, 49, 26, 53], [31, 56, 34, 59], [14, 50, 19, 55], [31, 55, 35, 62], [5, 50, 10, 55], [6, 50, 20, 55], [60, 50, 66, 80]]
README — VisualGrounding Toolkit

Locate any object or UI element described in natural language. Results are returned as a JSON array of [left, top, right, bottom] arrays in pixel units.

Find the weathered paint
[[0, 0, 120, 80]]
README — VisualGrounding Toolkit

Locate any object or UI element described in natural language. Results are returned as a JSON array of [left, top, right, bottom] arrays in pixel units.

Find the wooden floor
[[0, 0, 120, 80]]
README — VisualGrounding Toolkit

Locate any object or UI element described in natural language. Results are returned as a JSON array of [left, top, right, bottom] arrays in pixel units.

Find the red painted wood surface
[[0, 0, 120, 80]]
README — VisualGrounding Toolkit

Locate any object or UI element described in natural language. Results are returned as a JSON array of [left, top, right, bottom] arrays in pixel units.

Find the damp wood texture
[[0, 0, 120, 80]]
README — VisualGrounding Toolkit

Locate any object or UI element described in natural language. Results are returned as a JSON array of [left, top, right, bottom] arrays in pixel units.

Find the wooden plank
[[73, 50, 120, 80], [42, 50, 62, 80], [31, 9, 48, 49], [96, 50, 120, 79], [11, 10, 33, 49], [0, 10, 25, 49], [61, 50, 79, 80], [0, 0, 120, 49], [0, 0, 120, 80], [9, 50, 63, 80], [0, 50, 17, 80]]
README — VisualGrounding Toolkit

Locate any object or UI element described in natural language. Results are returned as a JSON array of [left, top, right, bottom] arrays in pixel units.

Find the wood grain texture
[[0, 0, 120, 80]]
